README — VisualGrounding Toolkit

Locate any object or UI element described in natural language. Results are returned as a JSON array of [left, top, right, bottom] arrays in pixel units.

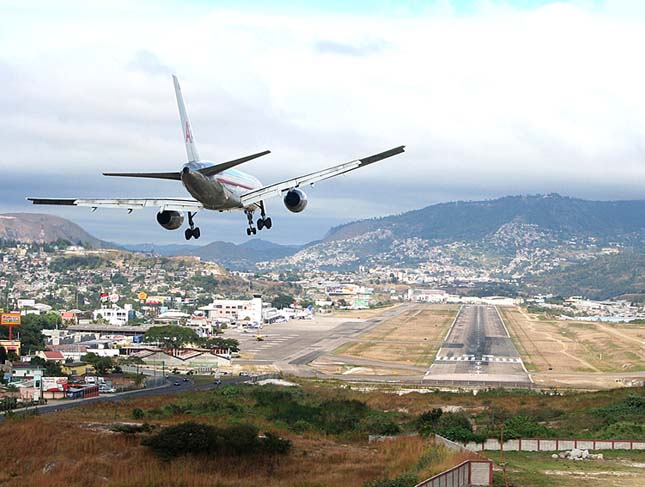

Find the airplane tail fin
[[173, 75, 200, 162]]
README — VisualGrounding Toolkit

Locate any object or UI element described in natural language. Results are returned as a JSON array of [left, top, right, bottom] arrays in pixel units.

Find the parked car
[[99, 386, 116, 393], [213, 379, 222, 385], [173, 381, 181, 386], [239, 371, 250, 377]]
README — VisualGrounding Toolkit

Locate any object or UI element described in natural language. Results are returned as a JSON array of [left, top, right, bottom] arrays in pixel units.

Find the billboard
[[42, 376, 68, 391], [0, 313, 21, 326]]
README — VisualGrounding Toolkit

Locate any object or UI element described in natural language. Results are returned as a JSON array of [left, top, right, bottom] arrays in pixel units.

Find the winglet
[[173, 75, 200, 162]]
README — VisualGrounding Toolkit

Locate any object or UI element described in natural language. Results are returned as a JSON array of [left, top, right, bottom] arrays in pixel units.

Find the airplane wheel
[[252, 227, 257, 235], [246, 228, 251, 236], [264, 217, 272, 229], [193, 227, 201, 239], [257, 218, 264, 230], [184, 228, 193, 240]]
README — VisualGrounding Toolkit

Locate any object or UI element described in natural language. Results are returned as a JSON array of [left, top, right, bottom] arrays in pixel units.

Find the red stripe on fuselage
[[216, 177, 255, 191]]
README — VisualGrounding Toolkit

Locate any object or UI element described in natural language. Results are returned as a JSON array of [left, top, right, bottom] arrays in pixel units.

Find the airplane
[[28, 75, 405, 240]]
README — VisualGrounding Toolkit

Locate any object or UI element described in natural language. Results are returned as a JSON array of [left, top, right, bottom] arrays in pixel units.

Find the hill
[[124, 239, 302, 270], [0, 213, 112, 249], [265, 194, 644, 298], [324, 194, 644, 245]]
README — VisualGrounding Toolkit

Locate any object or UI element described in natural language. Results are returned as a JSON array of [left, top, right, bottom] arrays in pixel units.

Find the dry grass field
[[0, 387, 474, 487], [331, 305, 459, 367], [501, 307, 645, 388]]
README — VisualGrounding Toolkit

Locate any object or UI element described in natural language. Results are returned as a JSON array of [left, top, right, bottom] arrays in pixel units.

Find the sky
[[1, 0, 644, 244]]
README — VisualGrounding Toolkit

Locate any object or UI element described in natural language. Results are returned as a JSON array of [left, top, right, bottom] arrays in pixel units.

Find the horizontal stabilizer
[[102, 171, 181, 180], [198, 150, 271, 177]]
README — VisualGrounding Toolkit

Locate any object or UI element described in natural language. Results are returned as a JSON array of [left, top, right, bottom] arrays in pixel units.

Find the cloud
[[127, 49, 173, 76], [313, 39, 389, 57], [0, 1, 644, 244]]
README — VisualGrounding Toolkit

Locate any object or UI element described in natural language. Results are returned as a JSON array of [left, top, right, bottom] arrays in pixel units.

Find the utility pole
[[500, 424, 508, 487]]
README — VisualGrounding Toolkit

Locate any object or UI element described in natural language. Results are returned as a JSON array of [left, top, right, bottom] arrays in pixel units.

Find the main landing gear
[[245, 201, 272, 236], [185, 212, 201, 240]]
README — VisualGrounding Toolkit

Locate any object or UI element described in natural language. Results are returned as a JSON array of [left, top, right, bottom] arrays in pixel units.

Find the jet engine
[[283, 189, 308, 213], [156, 210, 184, 230]]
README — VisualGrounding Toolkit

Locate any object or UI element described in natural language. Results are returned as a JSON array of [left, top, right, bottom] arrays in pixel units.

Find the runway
[[423, 305, 532, 388]]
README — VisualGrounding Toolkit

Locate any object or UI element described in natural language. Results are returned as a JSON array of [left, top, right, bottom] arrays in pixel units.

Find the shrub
[[131, 408, 145, 420], [142, 422, 219, 460], [359, 414, 401, 436], [318, 399, 370, 435], [111, 423, 154, 434], [503, 415, 551, 439], [142, 422, 292, 460]]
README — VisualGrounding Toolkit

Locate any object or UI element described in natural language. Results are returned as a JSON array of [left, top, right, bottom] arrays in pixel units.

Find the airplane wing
[[27, 197, 203, 212], [239, 146, 405, 207]]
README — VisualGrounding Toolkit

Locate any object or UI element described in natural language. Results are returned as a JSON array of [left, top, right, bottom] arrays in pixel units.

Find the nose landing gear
[[185, 212, 201, 240]]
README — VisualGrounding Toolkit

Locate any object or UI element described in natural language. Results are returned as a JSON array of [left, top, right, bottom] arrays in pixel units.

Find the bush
[[318, 399, 370, 435], [111, 423, 154, 434], [359, 414, 401, 436], [132, 408, 145, 420], [142, 421, 292, 460], [142, 422, 219, 460], [503, 415, 551, 439]]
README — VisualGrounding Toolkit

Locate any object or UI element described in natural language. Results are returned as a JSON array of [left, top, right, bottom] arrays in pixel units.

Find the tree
[[272, 294, 295, 309], [199, 337, 240, 352], [81, 353, 114, 374], [143, 325, 199, 353]]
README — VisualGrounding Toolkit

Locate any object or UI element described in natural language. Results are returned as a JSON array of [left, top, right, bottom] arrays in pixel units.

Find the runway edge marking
[[427, 305, 464, 373], [494, 305, 534, 384]]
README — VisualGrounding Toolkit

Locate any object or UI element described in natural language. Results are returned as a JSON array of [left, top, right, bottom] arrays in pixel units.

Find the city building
[[92, 305, 136, 325], [199, 295, 262, 323], [326, 284, 373, 309]]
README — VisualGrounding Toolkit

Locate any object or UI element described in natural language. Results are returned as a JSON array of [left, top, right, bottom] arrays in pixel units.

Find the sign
[[1, 313, 21, 326], [137, 291, 148, 301], [109, 294, 119, 304], [43, 377, 68, 392], [100, 292, 110, 303]]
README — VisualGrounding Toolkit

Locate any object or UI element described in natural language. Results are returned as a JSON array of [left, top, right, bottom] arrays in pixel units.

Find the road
[[424, 305, 532, 388]]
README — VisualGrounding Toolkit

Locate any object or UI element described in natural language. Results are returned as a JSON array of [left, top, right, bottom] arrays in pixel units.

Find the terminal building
[[199, 295, 262, 324]]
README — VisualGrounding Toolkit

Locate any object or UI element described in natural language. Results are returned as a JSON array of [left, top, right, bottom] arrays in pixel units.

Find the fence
[[463, 437, 645, 452], [415, 460, 493, 487], [412, 435, 492, 487]]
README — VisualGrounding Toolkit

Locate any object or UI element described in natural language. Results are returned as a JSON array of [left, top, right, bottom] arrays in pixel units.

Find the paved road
[[424, 305, 532, 388]]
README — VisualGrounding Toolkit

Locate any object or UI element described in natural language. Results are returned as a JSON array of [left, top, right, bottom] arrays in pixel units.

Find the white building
[[407, 288, 449, 303], [199, 295, 262, 324], [93, 304, 134, 325]]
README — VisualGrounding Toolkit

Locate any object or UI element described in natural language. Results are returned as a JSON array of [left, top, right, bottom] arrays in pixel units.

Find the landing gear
[[245, 209, 257, 236], [244, 202, 272, 236], [256, 201, 272, 231], [185, 212, 201, 240]]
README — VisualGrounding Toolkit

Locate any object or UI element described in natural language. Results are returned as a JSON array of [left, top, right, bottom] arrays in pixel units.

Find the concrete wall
[[460, 437, 645, 452]]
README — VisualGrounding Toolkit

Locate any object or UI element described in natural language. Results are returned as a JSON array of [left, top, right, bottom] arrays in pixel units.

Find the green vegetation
[[143, 325, 199, 352], [49, 255, 104, 273], [272, 293, 295, 309], [141, 421, 291, 460]]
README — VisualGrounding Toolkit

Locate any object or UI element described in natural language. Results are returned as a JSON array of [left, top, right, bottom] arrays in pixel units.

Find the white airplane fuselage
[[181, 161, 263, 211]]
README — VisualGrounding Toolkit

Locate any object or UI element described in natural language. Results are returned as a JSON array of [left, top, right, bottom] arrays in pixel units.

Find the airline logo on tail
[[185, 121, 193, 143]]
